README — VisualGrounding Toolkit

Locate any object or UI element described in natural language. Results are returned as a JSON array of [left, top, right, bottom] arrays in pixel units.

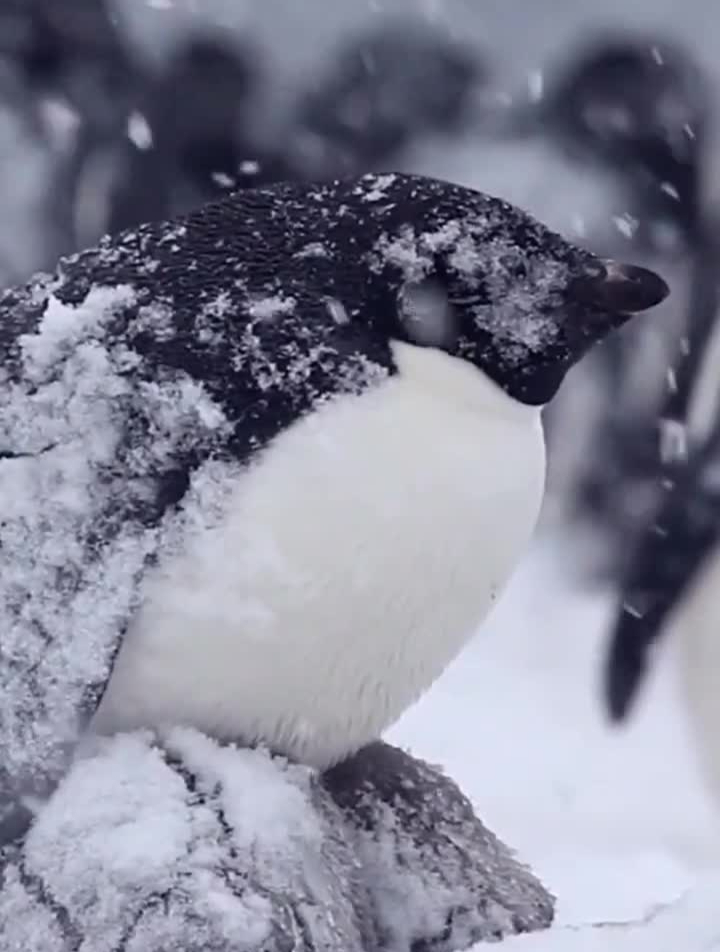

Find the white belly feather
[[94, 340, 546, 768]]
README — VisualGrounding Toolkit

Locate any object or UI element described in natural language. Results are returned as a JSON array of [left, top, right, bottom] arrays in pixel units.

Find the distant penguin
[[0, 172, 668, 820], [603, 416, 720, 801], [0, 0, 133, 275], [538, 33, 708, 253], [534, 34, 710, 580], [0, 65, 64, 282], [106, 32, 295, 236], [291, 18, 483, 177], [0, 0, 141, 257], [0, 0, 134, 149], [604, 244, 720, 801]]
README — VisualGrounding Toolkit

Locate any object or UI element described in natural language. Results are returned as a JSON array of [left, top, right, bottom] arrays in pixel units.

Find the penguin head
[[338, 174, 669, 406]]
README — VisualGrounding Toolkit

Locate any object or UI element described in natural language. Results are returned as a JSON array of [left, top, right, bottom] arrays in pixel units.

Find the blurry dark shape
[[534, 34, 719, 584], [0, 7, 491, 268], [0, 64, 67, 280], [654, 214, 720, 461], [0, 0, 141, 262], [601, 219, 720, 712], [291, 17, 485, 176], [0, 0, 135, 135], [603, 408, 720, 721], [107, 32, 296, 235], [539, 34, 708, 253]]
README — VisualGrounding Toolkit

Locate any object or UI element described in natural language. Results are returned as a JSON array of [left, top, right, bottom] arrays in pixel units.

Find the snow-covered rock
[[323, 741, 555, 950], [0, 729, 372, 952], [0, 732, 554, 952]]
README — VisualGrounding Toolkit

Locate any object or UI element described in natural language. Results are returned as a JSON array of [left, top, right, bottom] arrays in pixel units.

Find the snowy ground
[[389, 530, 720, 949]]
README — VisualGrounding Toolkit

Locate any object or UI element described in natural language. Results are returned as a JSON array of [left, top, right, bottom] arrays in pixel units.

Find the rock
[[0, 734, 554, 952], [323, 741, 555, 951], [0, 729, 372, 952]]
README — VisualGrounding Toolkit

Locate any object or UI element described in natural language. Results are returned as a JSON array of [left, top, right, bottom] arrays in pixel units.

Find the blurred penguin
[[0, 0, 141, 259], [106, 31, 296, 237], [290, 16, 485, 178], [603, 306, 720, 808], [531, 33, 712, 582], [0, 0, 133, 277]]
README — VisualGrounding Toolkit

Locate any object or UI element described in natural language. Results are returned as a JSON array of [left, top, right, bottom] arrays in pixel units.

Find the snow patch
[[0, 278, 235, 815]]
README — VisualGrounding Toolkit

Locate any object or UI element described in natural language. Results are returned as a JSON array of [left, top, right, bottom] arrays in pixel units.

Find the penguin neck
[[389, 340, 543, 422]]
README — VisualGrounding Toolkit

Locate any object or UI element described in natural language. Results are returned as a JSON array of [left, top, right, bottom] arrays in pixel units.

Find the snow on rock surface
[[323, 741, 554, 951], [0, 733, 554, 951], [0, 730, 371, 952]]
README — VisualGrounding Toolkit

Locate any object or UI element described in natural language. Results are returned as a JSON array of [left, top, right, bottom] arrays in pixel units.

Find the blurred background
[[6, 0, 720, 931]]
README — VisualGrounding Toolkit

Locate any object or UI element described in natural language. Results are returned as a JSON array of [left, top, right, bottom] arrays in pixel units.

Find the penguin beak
[[568, 260, 670, 318]]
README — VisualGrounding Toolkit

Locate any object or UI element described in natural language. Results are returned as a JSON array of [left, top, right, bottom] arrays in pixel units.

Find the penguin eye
[[398, 276, 459, 348]]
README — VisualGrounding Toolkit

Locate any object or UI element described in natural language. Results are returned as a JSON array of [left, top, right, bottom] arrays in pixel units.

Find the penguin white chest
[[94, 341, 546, 767]]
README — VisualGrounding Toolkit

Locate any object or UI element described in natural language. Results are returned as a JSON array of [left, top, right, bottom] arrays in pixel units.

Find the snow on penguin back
[[0, 171, 667, 839]]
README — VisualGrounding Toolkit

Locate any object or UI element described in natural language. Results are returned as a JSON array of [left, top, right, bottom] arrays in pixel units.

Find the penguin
[[603, 410, 720, 802], [0, 64, 64, 284], [603, 223, 720, 802], [488, 32, 707, 259], [291, 17, 484, 178], [0, 172, 668, 823], [0, 0, 142, 260], [528, 33, 711, 581], [0, 0, 134, 144], [0, 0, 132, 279], [105, 32, 297, 237]]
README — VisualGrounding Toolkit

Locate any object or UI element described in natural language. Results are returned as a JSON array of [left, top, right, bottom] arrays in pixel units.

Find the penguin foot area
[[323, 742, 555, 951], [0, 733, 554, 952]]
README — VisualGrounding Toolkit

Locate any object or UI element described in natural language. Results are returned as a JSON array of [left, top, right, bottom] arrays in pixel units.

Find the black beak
[[569, 261, 670, 314]]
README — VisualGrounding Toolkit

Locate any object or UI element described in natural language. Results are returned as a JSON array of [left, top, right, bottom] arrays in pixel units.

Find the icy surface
[[497, 879, 720, 951]]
